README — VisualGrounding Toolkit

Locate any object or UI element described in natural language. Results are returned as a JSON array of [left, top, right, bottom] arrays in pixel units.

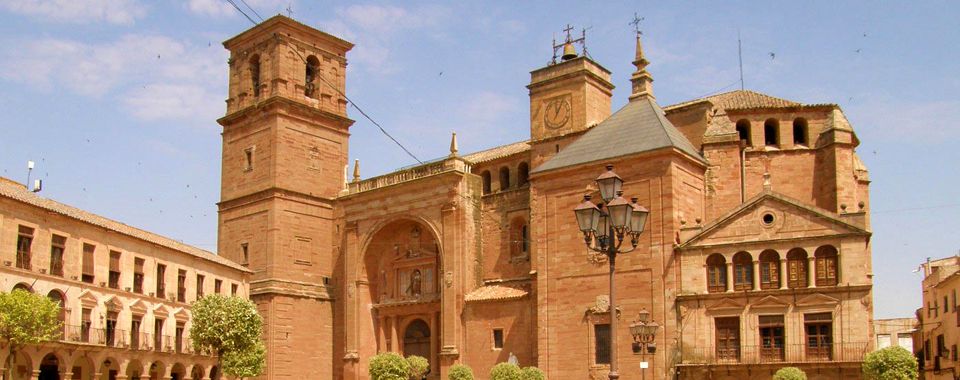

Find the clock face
[[544, 98, 572, 129]]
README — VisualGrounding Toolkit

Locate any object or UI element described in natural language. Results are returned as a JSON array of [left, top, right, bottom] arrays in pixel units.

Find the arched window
[[793, 118, 808, 146], [249, 54, 261, 97], [518, 162, 530, 187], [499, 167, 510, 191], [47, 290, 66, 338], [510, 217, 529, 259], [759, 250, 780, 290], [764, 119, 779, 146], [12, 283, 32, 293], [735, 119, 752, 146], [733, 252, 753, 291], [305, 55, 320, 98], [481, 171, 491, 195], [706, 254, 727, 293], [815, 245, 839, 287], [787, 248, 809, 289]]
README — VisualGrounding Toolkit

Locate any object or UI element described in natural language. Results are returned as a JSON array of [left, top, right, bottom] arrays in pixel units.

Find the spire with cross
[[629, 13, 654, 100]]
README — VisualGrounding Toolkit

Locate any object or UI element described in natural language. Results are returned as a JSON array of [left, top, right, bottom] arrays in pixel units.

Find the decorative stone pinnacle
[[629, 32, 654, 101], [352, 159, 360, 183], [449, 132, 458, 157]]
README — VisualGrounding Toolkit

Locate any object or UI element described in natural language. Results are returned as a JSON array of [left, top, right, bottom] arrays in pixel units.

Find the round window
[[761, 212, 775, 225]]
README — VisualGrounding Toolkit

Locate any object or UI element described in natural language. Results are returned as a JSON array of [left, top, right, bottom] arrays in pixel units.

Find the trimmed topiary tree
[[773, 367, 807, 380], [448, 363, 474, 380], [862, 346, 918, 380], [489, 362, 522, 380], [521, 366, 545, 380], [369, 352, 411, 380], [406, 355, 429, 379], [190, 295, 265, 379]]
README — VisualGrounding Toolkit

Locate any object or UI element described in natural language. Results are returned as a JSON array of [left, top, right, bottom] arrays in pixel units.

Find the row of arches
[[706, 245, 838, 293], [481, 162, 530, 195], [247, 53, 337, 100], [6, 350, 218, 380], [735, 118, 808, 148]]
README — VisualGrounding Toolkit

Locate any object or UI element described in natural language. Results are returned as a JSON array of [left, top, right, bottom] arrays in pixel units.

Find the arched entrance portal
[[38, 354, 59, 380], [403, 319, 431, 362]]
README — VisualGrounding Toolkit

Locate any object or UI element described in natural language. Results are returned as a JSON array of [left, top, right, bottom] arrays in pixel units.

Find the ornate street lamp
[[573, 165, 650, 380], [629, 308, 660, 380]]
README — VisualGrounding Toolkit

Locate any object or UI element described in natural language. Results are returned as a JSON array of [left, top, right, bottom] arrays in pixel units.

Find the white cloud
[[185, 0, 288, 18], [0, 0, 146, 24], [0, 34, 227, 125], [318, 4, 450, 75]]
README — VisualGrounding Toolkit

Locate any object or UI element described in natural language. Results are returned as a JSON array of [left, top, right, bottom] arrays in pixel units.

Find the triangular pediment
[[706, 297, 746, 312], [103, 295, 123, 311], [173, 307, 190, 321], [153, 304, 171, 318], [129, 299, 149, 315], [751, 295, 790, 310], [78, 290, 98, 308], [681, 191, 868, 248], [796, 293, 840, 307]]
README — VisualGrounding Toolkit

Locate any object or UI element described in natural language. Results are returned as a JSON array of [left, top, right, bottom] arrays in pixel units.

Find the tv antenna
[[25, 160, 41, 193], [738, 29, 745, 90]]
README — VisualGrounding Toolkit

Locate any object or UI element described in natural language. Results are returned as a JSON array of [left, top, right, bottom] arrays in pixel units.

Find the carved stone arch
[[357, 214, 444, 265], [359, 217, 444, 304], [189, 363, 206, 380]]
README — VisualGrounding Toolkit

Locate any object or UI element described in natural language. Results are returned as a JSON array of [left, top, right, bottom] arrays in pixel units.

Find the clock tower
[[527, 40, 614, 143]]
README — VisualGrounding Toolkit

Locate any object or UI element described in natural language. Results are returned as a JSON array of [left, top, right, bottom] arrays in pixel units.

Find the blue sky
[[0, 1, 957, 319]]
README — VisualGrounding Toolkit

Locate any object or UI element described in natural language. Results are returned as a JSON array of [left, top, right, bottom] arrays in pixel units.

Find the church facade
[[215, 16, 874, 380]]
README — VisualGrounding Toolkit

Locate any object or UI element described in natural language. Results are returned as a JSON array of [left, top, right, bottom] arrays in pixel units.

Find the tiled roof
[[664, 90, 801, 112], [0, 178, 251, 273], [464, 285, 528, 303], [533, 96, 704, 173], [462, 140, 530, 164]]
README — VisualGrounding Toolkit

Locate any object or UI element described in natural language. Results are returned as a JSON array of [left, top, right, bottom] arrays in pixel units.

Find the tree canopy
[[862, 346, 918, 380], [0, 289, 62, 380], [190, 295, 265, 379]]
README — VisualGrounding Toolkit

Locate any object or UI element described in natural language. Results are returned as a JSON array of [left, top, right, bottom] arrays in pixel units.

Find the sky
[[0, 0, 957, 319]]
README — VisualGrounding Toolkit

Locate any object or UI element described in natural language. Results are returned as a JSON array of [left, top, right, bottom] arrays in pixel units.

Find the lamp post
[[629, 308, 660, 380], [574, 165, 650, 380]]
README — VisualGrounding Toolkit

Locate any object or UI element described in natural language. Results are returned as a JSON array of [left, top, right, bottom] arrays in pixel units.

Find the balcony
[[60, 326, 204, 355], [679, 342, 869, 366]]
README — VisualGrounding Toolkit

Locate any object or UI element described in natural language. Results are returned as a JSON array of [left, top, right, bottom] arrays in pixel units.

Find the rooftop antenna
[[738, 29, 745, 90], [26, 160, 34, 187]]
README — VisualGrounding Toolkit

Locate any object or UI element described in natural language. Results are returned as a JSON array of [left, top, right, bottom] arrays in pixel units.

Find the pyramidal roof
[[533, 96, 705, 173]]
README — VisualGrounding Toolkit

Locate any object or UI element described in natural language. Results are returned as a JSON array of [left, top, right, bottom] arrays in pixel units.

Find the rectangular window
[[133, 258, 145, 293], [877, 334, 891, 349], [215, 279, 222, 294], [177, 270, 187, 302], [156, 264, 166, 298], [945, 296, 949, 314], [105, 311, 118, 347], [707, 264, 726, 293], [176, 322, 185, 354], [953, 289, 957, 313], [787, 257, 807, 288], [16, 225, 34, 270], [493, 329, 504, 349], [81, 308, 92, 343], [154, 319, 164, 352], [926, 339, 931, 360], [594, 323, 611, 365], [108, 250, 121, 289], [715, 317, 740, 361], [938, 335, 946, 358], [815, 255, 838, 286], [935, 300, 940, 318], [49, 234, 66, 276], [82, 243, 95, 283], [759, 260, 779, 290], [241, 243, 249, 266], [244, 147, 254, 171], [196, 274, 205, 300], [231, 284, 238, 296], [898, 334, 913, 352], [759, 315, 784, 362], [131, 316, 142, 350], [804, 313, 833, 361], [734, 263, 752, 290]]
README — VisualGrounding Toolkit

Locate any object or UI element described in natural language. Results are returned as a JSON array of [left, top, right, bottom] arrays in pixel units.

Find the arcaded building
[[212, 15, 874, 380], [0, 177, 251, 380]]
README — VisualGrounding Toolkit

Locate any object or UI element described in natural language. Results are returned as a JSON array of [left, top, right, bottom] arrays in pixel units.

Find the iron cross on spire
[[630, 13, 645, 35], [563, 24, 575, 42], [286, 3, 293, 17]]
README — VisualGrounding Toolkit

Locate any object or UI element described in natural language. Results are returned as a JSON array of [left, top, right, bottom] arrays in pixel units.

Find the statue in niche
[[406, 269, 422, 298], [407, 226, 422, 257]]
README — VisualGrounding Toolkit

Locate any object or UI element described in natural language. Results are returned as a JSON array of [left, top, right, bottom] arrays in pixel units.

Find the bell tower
[[527, 27, 614, 143], [216, 15, 353, 380]]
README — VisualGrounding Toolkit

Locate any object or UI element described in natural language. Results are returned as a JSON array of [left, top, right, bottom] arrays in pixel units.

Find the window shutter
[[82, 244, 95, 276], [109, 251, 121, 271]]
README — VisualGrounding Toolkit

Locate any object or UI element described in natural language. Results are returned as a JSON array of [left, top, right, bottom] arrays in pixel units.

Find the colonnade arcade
[[0, 345, 218, 380]]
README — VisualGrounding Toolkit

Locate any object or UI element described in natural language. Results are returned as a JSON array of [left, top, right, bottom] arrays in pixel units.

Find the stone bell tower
[[216, 15, 353, 380], [527, 27, 614, 167]]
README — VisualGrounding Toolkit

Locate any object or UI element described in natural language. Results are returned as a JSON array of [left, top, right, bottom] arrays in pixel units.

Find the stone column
[[343, 221, 361, 376], [439, 203, 461, 356], [61, 372, 74, 380], [30, 369, 41, 380], [377, 315, 387, 353], [779, 259, 788, 289], [391, 317, 400, 353], [807, 257, 817, 288], [752, 260, 760, 290], [725, 262, 734, 292]]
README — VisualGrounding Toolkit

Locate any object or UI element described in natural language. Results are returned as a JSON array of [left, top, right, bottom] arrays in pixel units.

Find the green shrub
[[406, 355, 429, 379], [773, 367, 806, 380], [447, 364, 474, 380], [862, 346, 918, 380], [521, 366, 545, 380], [369, 352, 411, 380], [489, 362, 522, 380]]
